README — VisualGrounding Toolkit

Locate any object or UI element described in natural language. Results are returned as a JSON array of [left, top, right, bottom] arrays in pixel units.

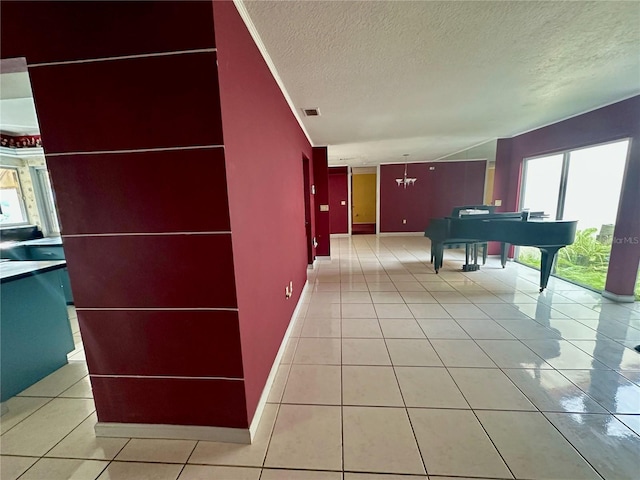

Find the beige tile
[[370, 292, 405, 303], [0, 456, 38, 480], [385, 339, 442, 366], [524, 340, 609, 369], [266, 364, 291, 403], [0, 398, 94, 456], [441, 303, 490, 319], [430, 340, 496, 367], [475, 339, 551, 369], [343, 406, 424, 474], [545, 412, 640, 480], [0, 396, 52, 433], [309, 292, 342, 304], [17, 363, 88, 397], [477, 410, 600, 479], [616, 414, 640, 435], [407, 304, 451, 318], [367, 283, 398, 292], [415, 319, 470, 339], [46, 413, 129, 460], [342, 339, 391, 365], [431, 291, 471, 303], [378, 319, 425, 338], [345, 475, 427, 480], [395, 367, 468, 408], [188, 404, 278, 467], [448, 368, 535, 410], [282, 365, 341, 405], [341, 291, 372, 303], [19, 458, 108, 480], [342, 366, 404, 406], [305, 303, 341, 319], [97, 461, 182, 480], [262, 469, 342, 480], [374, 304, 414, 319], [455, 319, 515, 339], [560, 369, 640, 414], [59, 376, 93, 398], [394, 281, 426, 292], [283, 337, 300, 360], [264, 404, 342, 470], [115, 438, 196, 463], [178, 465, 260, 480], [342, 303, 377, 318], [399, 292, 437, 303], [341, 318, 383, 338], [408, 408, 511, 479], [293, 338, 341, 365], [300, 318, 341, 338], [503, 368, 607, 413]]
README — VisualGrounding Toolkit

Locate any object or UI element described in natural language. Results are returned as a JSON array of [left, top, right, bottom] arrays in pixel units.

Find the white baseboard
[[602, 290, 636, 303], [95, 421, 251, 443], [95, 281, 311, 444], [315, 255, 332, 260], [248, 279, 309, 440], [378, 232, 425, 236]]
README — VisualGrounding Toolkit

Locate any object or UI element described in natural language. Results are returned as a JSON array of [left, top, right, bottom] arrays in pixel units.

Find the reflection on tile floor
[[1, 235, 639, 479]]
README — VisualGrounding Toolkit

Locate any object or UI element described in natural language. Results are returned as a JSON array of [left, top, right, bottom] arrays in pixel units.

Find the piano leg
[[433, 243, 444, 273], [539, 246, 561, 292], [500, 243, 510, 268]]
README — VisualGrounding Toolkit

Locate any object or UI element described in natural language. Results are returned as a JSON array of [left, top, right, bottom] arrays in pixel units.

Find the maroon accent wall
[[380, 161, 486, 232], [313, 147, 331, 256], [493, 96, 640, 296], [212, 1, 314, 423], [2, 1, 248, 429], [329, 167, 349, 234]]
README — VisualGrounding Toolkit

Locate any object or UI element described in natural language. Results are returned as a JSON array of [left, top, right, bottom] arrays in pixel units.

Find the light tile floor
[[2, 235, 640, 479]]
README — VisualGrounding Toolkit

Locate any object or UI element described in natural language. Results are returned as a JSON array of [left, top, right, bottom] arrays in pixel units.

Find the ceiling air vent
[[302, 107, 320, 117]]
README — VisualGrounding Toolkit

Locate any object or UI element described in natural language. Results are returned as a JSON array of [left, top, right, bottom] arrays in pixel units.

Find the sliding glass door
[[518, 139, 630, 293]]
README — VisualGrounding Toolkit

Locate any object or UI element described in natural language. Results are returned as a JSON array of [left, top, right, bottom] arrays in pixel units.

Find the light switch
[[341, 200, 346, 206], [494, 199, 502, 206], [320, 205, 329, 212]]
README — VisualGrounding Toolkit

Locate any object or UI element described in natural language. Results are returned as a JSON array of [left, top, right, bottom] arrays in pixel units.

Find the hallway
[[2, 235, 639, 479]]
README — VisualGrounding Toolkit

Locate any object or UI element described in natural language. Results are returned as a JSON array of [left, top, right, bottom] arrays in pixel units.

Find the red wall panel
[[0, 1, 216, 64], [63, 234, 237, 309], [2, 1, 247, 428], [80, 310, 243, 378], [380, 161, 486, 232], [28, 52, 223, 154], [47, 149, 230, 235], [493, 96, 640, 295], [91, 377, 247, 428], [328, 167, 349, 234], [212, 1, 314, 423]]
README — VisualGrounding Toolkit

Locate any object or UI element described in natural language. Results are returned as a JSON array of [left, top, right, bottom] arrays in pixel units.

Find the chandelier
[[395, 154, 417, 188]]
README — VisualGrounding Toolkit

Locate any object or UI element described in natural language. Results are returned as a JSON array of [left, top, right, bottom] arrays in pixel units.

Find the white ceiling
[[1, 2, 638, 166], [242, 0, 640, 166]]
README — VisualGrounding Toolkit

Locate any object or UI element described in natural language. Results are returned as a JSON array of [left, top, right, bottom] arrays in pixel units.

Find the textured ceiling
[[242, 0, 640, 166]]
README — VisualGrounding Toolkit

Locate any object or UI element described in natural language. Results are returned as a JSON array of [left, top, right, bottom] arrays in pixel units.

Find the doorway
[[351, 167, 377, 235], [302, 155, 314, 264]]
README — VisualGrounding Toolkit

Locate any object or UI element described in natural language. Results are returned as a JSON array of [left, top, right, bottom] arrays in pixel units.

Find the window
[[31, 167, 60, 235], [0, 166, 29, 225], [518, 139, 631, 295]]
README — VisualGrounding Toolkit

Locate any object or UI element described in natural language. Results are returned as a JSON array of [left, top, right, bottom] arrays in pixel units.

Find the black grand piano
[[424, 206, 577, 292]]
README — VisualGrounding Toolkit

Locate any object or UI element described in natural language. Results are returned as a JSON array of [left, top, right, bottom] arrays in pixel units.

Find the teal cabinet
[[1, 262, 74, 402]]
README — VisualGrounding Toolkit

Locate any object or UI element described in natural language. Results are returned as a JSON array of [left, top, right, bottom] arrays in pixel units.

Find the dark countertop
[[1, 260, 67, 283], [15, 237, 63, 247]]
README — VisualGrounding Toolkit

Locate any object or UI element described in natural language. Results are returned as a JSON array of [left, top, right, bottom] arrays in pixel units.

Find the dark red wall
[[328, 167, 349, 234], [313, 147, 331, 256], [380, 161, 486, 232], [212, 1, 314, 422], [2, 1, 248, 428], [493, 96, 640, 296]]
